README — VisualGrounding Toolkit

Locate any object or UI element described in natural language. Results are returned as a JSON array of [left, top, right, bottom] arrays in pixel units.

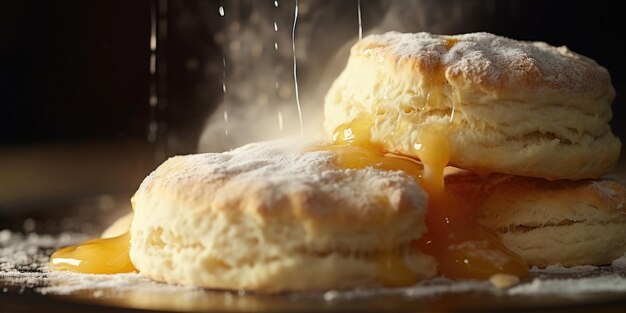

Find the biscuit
[[129, 140, 435, 292], [446, 172, 626, 267], [324, 32, 620, 180]]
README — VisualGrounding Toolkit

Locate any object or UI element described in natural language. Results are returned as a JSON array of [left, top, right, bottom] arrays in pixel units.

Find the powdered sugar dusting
[[0, 229, 88, 274], [509, 276, 626, 296], [356, 31, 611, 95], [137, 139, 428, 220], [39, 272, 200, 295], [318, 277, 494, 301]]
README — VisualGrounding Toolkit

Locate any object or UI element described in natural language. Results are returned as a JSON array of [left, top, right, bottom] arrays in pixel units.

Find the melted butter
[[50, 232, 135, 274], [320, 118, 424, 177], [325, 119, 528, 281], [413, 123, 449, 195]]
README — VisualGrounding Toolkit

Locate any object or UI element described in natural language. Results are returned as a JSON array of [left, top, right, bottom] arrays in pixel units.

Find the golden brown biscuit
[[446, 171, 626, 267], [324, 32, 619, 180], [129, 140, 435, 292]]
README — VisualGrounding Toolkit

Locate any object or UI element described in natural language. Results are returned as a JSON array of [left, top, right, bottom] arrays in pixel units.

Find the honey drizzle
[[325, 118, 528, 280], [50, 232, 135, 274]]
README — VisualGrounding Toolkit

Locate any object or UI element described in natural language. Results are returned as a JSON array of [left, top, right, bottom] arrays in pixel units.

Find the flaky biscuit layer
[[324, 32, 620, 179]]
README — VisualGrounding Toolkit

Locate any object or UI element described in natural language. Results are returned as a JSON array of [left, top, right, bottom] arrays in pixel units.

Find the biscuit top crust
[[353, 32, 614, 102], [134, 140, 427, 227]]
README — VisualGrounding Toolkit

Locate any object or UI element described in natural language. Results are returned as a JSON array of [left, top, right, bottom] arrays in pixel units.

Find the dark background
[[0, 0, 624, 206], [1, 0, 624, 147], [0, 1, 152, 144]]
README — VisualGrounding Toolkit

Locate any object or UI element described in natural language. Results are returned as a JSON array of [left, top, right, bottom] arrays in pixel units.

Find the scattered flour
[[508, 276, 626, 296], [2, 228, 626, 302], [318, 278, 493, 301], [40, 271, 200, 295], [0, 229, 88, 274], [0, 229, 199, 296]]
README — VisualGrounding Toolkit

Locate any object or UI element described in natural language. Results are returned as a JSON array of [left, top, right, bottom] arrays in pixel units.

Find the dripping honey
[[322, 118, 528, 281], [50, 232, 135, 274]]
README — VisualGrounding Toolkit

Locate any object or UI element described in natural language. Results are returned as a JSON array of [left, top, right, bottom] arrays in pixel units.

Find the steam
[[198, 0, 487, 152]]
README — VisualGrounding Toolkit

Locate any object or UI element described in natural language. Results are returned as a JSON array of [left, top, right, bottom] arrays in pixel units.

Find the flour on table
[[2, 228, 626, 299]]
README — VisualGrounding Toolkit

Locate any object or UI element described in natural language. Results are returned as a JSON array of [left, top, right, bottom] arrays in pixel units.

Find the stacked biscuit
[[324, 32, 625, 267]]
